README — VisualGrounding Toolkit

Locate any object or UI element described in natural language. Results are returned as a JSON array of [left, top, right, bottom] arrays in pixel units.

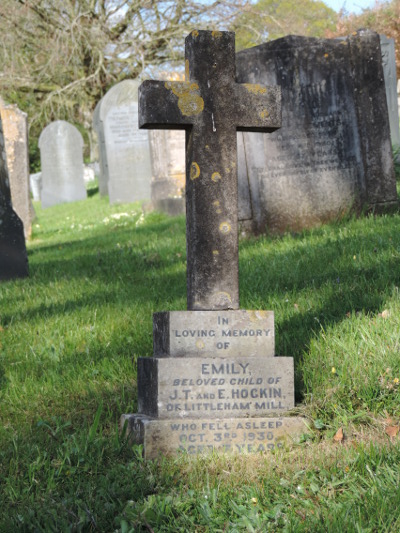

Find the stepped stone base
[[121, 415, 307, 459]]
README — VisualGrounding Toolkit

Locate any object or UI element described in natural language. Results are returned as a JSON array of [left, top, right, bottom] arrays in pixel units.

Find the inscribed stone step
[[121, 414, 307, 459], [153, 310, 274, 357], [137, 356, 294, 419]]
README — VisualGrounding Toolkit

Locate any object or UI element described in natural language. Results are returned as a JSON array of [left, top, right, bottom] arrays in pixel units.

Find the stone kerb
[[99, 80, 152, 204], [39, 120, 87, 208]]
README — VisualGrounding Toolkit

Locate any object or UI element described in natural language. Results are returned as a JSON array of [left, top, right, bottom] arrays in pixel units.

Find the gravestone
[[380, 35, 400, 155], [0, 104, 34, 238], [39, 120, 86, 208], [29, 172, 42, 201], [93, 100, 109, 196], [0, 116, 28, 280], [121, 30, 306, 459], [149, 130, 186, 216], [236, 30, 398, 234], [99, 80, 152, 204]]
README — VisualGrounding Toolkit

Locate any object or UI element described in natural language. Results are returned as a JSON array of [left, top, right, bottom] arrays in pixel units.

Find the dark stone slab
[[153, 310, 274, 357], [0, 118, 28, 280], [236, 30, 397, 234], [139, 30, 281, 310], [137, 356, 294, 419], [121, 414, 307, 459]]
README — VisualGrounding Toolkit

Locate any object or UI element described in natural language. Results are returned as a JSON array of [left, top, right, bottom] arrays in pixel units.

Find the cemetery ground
[[1, 183, 400, 532]]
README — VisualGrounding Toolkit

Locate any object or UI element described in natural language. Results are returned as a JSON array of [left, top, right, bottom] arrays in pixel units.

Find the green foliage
[[1, 194, 400, 529], [232, 0, 338, 50], [329, 0, 400, 77]]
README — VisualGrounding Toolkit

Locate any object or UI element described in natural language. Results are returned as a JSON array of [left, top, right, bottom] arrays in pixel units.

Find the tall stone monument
[[0, 116, 28, 280], [121, 30, 305, 458], [236, 30, 398, 234], [0, 103, 34, 238], [98, 80, 152, 204], [39, 120, 87, 208]]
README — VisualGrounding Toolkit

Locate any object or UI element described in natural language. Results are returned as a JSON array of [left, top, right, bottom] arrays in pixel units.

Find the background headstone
[[0, 104, 34, 238], [39, 120, 87, 208], [29, 172, 42, 201], [92, 100, 109, 196], [380, 35, 400, 156], [149, 130, 186, 215], [0, 116, 28, 279], [99, 80, 152, 204], [236, 30, 398, 234]]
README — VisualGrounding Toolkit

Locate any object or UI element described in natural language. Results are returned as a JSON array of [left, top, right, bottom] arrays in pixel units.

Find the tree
[[0, 0, 245, 167], [231, 0, 338, 51], [327, 0, 400, 77]]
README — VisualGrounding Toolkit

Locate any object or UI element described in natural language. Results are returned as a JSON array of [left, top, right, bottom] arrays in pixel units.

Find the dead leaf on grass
[[385, 426, 399, 438], [378, 309, 390, 319], [333, 427, 344, 442]]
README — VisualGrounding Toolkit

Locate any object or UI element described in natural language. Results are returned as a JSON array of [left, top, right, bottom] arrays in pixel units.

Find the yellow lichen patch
[[190, 162, 200, 180], [211, 172, 221, 183], [214, 291, 233, 306], [212, 31, 222, 39], [165, 81, 204, 117], [324, 53, 329, 58], [219, 221, 231, 234], [196, 340, 205, 349], [213, 250, 219, 255], [185, 59, 190, 80], [243, 83, 267, 95], [213, 200, 222, 214], [259, 109, 270, 119], [192, 30, 199, 37]]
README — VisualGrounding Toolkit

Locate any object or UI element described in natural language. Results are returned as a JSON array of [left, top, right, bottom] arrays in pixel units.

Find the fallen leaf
[[333, 428, 344, 442], [385, 417, 394, 425], [378, 309, 390, 319], [385, 426, 399, 438]]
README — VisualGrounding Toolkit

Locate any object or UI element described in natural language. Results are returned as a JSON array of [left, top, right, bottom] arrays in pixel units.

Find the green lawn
[[1, 192, 400, 531]]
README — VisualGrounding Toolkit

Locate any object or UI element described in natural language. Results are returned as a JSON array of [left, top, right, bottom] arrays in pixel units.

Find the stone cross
[[139, 30, 281, 310]]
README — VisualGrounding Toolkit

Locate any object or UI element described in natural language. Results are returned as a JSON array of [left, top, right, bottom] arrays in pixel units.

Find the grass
[[1, 190, 400, 531]]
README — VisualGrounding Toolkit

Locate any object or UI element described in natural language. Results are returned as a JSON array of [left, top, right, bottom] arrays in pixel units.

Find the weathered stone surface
[[39, 120, 87, 208], [0, 104, 34, 238], [139, 30, 281, 310], [153, 310, 274, 357], [93, 100, 109, 196], [138, 356, 294, 419], [0, 117, 28, 279], [149, 129, 185, 215], [121, 414, 307, 459], [380, 35, 400, 155], [236, 30, 397, 234], [99, 80, 152, 204]]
